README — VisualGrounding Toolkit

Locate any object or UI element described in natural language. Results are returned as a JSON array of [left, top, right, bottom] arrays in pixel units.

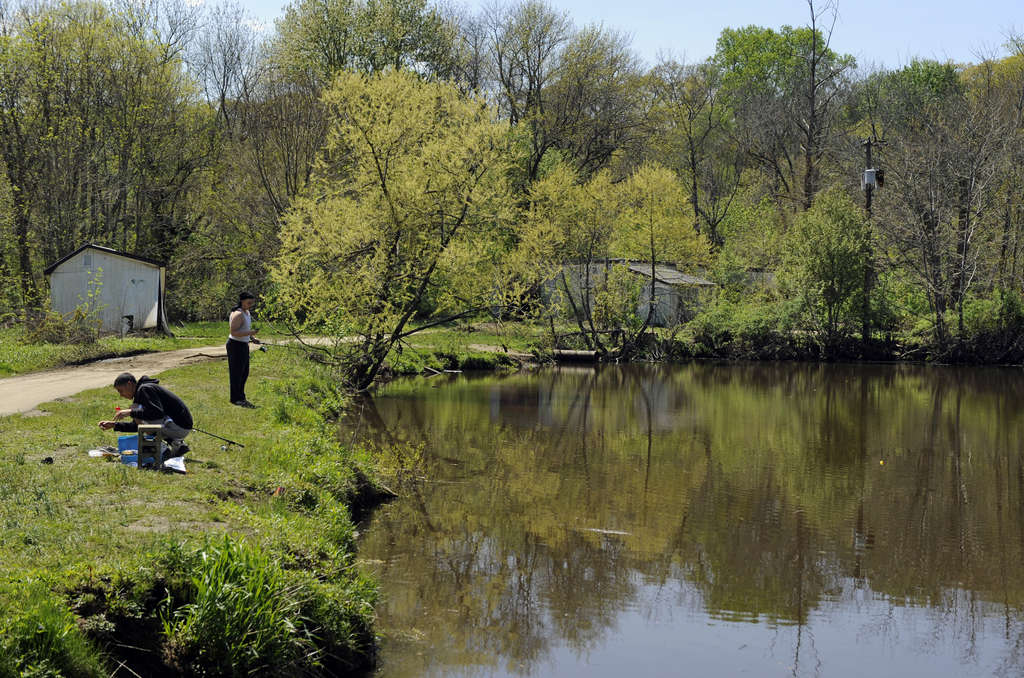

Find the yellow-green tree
[[272, 0, 460, 87], [518, 165, 618, 352], [783, 187, 870, 353], [273, 69, 513, 390], [613, 164, 711, 353], [519, 163, 709, 357], [613, 164, 709, 268]]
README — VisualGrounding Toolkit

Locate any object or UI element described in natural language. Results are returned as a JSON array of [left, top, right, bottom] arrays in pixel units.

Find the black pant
[[226, 339, 250, 403]]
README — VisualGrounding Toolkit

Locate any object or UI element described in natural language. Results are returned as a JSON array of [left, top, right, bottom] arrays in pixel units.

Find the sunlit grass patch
[[0, 321, 297, 377], [0, 326, 202, 377]]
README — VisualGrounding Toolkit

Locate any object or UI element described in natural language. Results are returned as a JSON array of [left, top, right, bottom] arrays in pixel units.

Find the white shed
[[554, 260, 716, 327], [624, 261, 716, 326], [44, 244, 169, 333]]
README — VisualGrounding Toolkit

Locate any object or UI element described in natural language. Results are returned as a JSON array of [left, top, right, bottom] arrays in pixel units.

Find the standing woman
[[227, 291, 258, 407]]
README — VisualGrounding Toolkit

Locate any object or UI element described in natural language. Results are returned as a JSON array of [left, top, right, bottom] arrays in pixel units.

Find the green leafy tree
[[272, 70, 514, 390], [273, 0, 459, 86], [0, 155, 17, 316], [783, 187, 870, 353]]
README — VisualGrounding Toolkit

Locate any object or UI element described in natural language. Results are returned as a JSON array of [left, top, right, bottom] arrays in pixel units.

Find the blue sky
[[244, 0, 1022, 69]]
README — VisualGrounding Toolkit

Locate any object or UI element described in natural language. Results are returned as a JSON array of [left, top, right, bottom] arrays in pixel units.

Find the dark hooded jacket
[[113, 376, 193, 432]]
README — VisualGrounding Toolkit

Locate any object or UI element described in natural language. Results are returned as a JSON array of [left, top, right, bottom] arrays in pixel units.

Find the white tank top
[[229, 309, 251, 343]]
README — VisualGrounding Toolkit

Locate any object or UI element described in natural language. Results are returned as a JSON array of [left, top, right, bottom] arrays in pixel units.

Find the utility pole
[[860, 138, 884, 352], [864, 138, 874, 214], [861, 137, 884, 211]]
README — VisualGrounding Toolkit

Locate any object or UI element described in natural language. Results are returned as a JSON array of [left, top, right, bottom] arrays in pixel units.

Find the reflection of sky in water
[[377, 574, 1019, 678], [376, 570, 1020, 678], [534, 583, 1014, 678], [358, 364, 1024, 678]]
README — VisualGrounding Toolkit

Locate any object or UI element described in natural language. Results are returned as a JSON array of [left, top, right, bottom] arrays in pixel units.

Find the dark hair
[[238, 291, 255, 302], [113, 372, 136, 387]]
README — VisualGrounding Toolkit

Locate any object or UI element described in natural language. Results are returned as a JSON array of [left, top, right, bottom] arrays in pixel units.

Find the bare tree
[[796, 0, 853, 209], [189, 2, 263, 136], [992, 33, 1024, 289], [449, 4, 489, 92], [481, 1, 648, 184], [544, 25, 649, 180], [112, 0, 202, 63], [874, 63, 1009, 349], [484, 0, 572, 182], [649, 58, 742, 245]]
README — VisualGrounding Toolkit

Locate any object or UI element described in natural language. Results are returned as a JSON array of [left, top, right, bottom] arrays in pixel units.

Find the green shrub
[[273, 371, 350, 420], [295, 573, 378, 672], [22, 308, 100, 345], [956, 290, 1024, 361], [387, 344, 445, 376], [686, 295, 807, 359], [962, 290, 1024, 336], [302, 453, 359, 507], [457, 351, 515, 370], [160, 536, 314, 676], [157, 535, 376, 676], [23, 271, 105, 345]]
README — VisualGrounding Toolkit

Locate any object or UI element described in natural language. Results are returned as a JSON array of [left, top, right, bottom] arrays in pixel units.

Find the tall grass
[[161, 536, 315, 675]]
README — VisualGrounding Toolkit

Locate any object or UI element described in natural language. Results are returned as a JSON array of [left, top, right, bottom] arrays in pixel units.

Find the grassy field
[[0, 320, 542, 676], [0, 320, 543, 379], [0, 322, 244, 377], [0, 346, 384, 676]]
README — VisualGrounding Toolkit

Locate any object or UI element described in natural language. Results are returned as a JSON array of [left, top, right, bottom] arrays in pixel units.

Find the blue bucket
[[118, 434, 137, 453]]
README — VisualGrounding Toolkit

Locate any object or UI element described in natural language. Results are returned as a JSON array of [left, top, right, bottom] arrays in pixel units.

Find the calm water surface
[[353, 363, 1024, 678]]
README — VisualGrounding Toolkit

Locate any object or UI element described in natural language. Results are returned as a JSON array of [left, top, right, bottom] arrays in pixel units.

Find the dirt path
[[0, 345, 246, 417], [0, 339, 531, 418]]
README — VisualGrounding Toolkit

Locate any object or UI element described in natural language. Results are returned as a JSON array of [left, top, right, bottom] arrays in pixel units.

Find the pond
[[353, 363, 1024, 678]]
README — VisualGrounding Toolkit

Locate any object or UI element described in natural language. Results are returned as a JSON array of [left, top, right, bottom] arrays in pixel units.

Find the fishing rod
[[250, 336, 333, 359], [250, 337, 306, 352], [191, 426, 245, 448]]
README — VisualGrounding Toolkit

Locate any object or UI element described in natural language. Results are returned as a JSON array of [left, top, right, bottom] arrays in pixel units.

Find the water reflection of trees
[[355, 364, 1024, 676]]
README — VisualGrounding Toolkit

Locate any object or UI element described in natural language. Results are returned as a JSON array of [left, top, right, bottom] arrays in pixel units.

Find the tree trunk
[[13, 204, 35, 307]]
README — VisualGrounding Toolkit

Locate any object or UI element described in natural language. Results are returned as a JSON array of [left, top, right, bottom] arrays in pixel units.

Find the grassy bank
[[388, 323, 536, 376], [0, 347, 386, 676]]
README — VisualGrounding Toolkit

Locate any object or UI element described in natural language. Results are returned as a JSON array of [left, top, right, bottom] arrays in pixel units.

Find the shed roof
[[43, 244, 165, 276], [624, 262, 715, 287]]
